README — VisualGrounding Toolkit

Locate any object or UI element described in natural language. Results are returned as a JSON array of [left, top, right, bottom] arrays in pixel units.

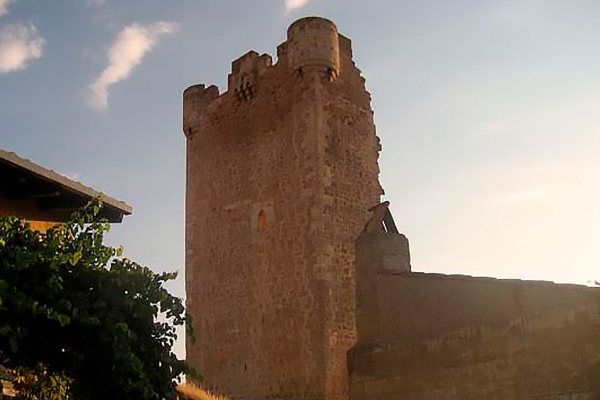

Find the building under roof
[[0, 148, 132, 225]]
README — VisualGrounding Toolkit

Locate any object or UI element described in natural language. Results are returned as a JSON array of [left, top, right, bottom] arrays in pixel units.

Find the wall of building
[[350, 301, 600, 400], [350, 231, 600, 400], [0, 195, 65, 231], [184, 17, 381, 400]]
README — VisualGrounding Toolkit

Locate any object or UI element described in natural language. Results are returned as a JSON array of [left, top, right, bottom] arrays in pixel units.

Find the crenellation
[[276, 42, 289, 65], [183, 84, 219, 136], [338, 34, 353, 60], [286, 17, 340, 81], [227, 51, 273, 101], [258, 53, 273, 74], [230, 51, 260, 75]]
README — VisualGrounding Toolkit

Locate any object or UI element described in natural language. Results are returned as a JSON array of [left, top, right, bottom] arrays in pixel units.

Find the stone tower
[[184, 17, 382, 400]]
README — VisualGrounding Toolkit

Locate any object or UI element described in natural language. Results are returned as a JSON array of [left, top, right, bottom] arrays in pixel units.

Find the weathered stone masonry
[[184, 17, 382, 400], [184, 16, 600, 400], [350, 228, 600, 400]]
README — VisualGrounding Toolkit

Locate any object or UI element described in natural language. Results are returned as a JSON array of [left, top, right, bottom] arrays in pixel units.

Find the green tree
[[0, 200, 194, 400], [6, 363, 73, 400]]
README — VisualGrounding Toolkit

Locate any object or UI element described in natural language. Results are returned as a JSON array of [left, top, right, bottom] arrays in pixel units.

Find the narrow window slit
[[258, 209, 267, 228]]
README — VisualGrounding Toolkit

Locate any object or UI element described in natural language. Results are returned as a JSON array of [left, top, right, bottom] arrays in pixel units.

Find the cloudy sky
[[1, 0, 599, 354]]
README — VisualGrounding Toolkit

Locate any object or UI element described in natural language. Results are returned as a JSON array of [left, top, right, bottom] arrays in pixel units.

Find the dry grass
[[176, 383, 231, 400]]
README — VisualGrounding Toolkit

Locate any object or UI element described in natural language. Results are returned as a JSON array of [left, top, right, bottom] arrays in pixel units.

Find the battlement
[[225, 17, 343, 96], [286, 17, 341, 81], [227, 51, 273, 100], [183, 84, 219, 136], [182, 17, 354, 133]]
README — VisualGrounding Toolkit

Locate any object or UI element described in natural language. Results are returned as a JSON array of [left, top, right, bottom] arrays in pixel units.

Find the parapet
[[182, 16, 351, 135], [356, 231, 411, 274], [227, 51, 272, 100], [224, 18, 344, 99], [358, 202, 411, 273], [183, 84, 219, 137], [286, 17, 340, 81]]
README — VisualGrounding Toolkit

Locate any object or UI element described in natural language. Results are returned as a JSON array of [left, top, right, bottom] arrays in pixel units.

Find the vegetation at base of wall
[[3, 363, 72, 400], [0, 199, 197, 400]]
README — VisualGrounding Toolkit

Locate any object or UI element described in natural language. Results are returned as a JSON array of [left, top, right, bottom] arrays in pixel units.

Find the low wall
[[350, 231, 600, 400], [375, 272, 599, 344]]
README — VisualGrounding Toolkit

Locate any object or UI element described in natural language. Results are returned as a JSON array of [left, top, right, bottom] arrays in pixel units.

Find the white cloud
[[0, 0, 15, 17], [0, 23, 45, 73], [87, 21, 177, 111], [286, 0, 309, 12]]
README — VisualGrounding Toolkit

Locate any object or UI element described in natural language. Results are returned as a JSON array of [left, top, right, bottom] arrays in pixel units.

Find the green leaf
[[57, 315, 70, 327], [0, 200, 191, 400], [56, 299, 72, 312], [70, 250, 82, 266]]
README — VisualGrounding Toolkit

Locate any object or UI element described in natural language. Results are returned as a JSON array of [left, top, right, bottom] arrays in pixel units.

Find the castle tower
[[184, 17, 382, 400]]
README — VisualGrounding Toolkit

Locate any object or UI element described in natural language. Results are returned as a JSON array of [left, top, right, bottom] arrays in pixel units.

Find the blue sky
[[1, 0, 599, 355]]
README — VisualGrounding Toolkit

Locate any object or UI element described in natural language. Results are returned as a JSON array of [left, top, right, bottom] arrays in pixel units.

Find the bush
[[0, 200, 194, 400]]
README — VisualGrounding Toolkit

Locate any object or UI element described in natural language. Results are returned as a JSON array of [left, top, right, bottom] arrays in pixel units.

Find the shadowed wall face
[[0, 195, 65, 229], [184, 17, 382, 400], [350, 231, 600, 400]]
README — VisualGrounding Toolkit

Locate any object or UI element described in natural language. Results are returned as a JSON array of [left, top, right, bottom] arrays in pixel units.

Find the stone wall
[[184, 17, 381, 400], [350, 231, 600, 400]]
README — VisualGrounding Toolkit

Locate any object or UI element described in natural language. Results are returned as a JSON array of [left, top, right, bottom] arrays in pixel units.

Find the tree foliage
[[0, 200, 193, 399], [4, 363, 72, 400]]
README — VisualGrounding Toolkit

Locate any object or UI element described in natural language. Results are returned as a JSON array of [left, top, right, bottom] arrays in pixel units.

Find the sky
[[1, 0, 599, 356]]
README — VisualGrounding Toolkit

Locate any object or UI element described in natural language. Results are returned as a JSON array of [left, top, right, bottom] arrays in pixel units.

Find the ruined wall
[[350, 231, 600, 400], [184, 17, 381, 400]]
